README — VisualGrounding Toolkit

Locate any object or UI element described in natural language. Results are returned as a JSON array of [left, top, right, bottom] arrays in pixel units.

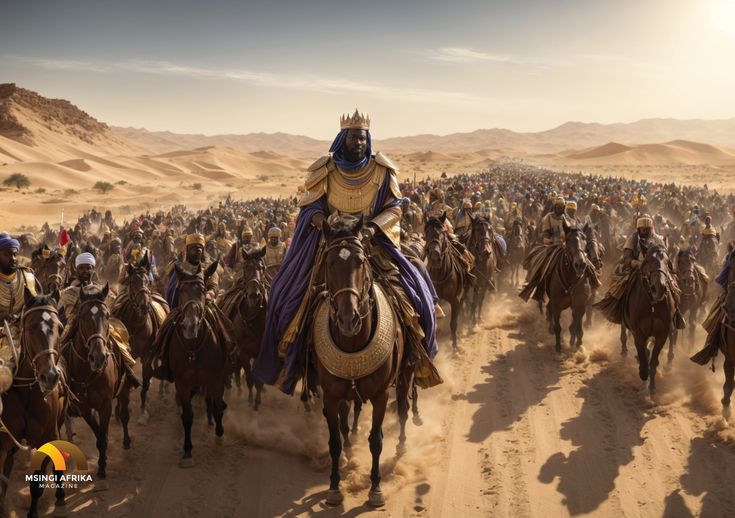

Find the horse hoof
[[412, 415, 424, 426], [215, 435, 224, 445], [123, 439, 131, 450], [53, 503, 68, 517], [396, 442, 407, 457], [723, 405, 732, 419], [179, 457, 195, 468], [93, 480, 109, 492], [368, 489, 386, 507], [325, 489, 343, 506]]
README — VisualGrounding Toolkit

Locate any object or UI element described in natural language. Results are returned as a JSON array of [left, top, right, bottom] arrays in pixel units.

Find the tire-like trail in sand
[[6, 292, 735, 517]]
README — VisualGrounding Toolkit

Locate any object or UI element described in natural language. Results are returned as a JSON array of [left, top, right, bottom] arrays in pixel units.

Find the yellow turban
[[636, 217, 653, 229], [185, 233, 205, 247], [566, 201, 577, 210]]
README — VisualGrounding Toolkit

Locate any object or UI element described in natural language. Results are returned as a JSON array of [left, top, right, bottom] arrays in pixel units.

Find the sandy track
[[5, 292, 735, 517]]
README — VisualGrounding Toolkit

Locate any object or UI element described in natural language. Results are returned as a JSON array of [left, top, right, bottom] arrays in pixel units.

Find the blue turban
[[0, 233, 20, 251], [329, 129, 372, 172]]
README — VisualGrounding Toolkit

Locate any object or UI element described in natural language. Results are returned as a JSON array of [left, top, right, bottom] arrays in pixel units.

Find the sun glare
[[712, 0, 735, 35]]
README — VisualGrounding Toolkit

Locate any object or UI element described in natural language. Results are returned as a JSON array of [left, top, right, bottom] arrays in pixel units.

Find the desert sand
[[4, 296, 735, 517], [2, 84, 735, 517]]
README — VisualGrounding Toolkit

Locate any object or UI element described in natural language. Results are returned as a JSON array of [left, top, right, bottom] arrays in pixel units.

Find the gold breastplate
[[326, 161, 384, 215]]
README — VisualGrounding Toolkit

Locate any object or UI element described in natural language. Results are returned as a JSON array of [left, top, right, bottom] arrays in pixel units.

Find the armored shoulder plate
[[374, 151, 399, 172], [304, 155, 331, 189]]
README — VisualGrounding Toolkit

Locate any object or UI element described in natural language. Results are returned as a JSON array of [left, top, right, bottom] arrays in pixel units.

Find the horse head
[[242, 247, 267, 310], [33, 245, 67, 293], [562, 221, 588, 277], [470, 215, 494, 262], [21, 287, 63, 392], [126, 251, 152, 318], [77, 282, 111, 372], [176, 261, 218, 340], [642, 245, 669, 304], [321, 214, 371, 338], [423, 213, 448, 267]]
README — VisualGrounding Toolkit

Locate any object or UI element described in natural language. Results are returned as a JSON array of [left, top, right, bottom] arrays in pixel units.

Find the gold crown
[[340, 109, 370, 130]]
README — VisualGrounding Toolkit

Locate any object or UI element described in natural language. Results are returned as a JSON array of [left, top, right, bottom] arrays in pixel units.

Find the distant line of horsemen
[[1, 161, 735, 514]]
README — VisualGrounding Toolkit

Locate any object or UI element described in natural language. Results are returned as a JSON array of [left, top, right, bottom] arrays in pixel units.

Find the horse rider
[[0, 233, 41, 392], [264, 227, 288, 281], [57, 252, 139, 384], [595, 215, 685, 328], [163, 233, 219, 306], [254, 109, 442, 395]]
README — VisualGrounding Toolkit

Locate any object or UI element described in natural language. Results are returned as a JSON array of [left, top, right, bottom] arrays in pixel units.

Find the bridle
[[128, 268, 152, 314], [556, 230, 588, 294], [72, 298, 111, 373], [640, 248, 669, 305], [12, 304, 61, 391], [323, 236, 373, 322]]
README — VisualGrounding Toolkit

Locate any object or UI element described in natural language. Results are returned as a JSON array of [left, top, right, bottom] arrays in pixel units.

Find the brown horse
[[546, 223, 593, 354], [0, 290, 67, 518], [218, 247, 267, 409], [111, 253, 169, 416], [30, 245, 67, 293], [671, 248, 707, 352], [167, 261, 227, 467], [63, 283, 135, 480], [467, 215, 497, 327], [507, 219, 526, 287], [315, 214, 409, 507], [424, 213, 470, 352], [623, 245, 675, 395], [718, 248, 735, 417]]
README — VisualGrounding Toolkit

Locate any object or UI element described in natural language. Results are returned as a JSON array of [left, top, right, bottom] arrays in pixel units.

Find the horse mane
[[80, 283, 107, 300], [326, 214, 361, 239], [24, 292, 57, 309]]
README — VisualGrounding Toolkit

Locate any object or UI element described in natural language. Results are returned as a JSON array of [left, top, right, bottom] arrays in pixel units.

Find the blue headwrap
[[329, 129, 372, 172], [0, 233, 20, 251]]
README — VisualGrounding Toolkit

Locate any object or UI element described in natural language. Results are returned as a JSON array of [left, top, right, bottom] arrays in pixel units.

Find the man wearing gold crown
[[254, 110, 442, 395]]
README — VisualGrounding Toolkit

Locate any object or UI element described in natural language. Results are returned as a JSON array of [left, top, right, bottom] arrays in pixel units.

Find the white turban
[[75, 252, 96, 268]]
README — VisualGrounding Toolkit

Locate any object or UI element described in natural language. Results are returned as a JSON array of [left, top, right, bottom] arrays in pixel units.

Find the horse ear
[[204, 260, 218, 280], [174, 262, 184, 279], [23, 286, 34, 306], [355, 215, 364, 234], [141, 251, 150, 269], [440, 211, 447, 224], [101, 282, 109, 299], [321, 219, 331, 240], [49, 287, 60, 305], [126, 263, 134, 276], [254, 247, 266, 260]]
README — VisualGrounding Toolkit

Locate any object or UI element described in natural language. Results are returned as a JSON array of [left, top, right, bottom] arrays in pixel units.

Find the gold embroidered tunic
[[298, 152, 402, 247]]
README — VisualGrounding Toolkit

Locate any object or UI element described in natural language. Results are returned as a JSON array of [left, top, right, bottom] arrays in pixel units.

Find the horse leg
[[450, 298, 459, 353], [53, 468, 67, 511], [96, 400, 112, 480], [368, 389, 388, 507], [0, 446, 12, 516], [79, 407, 104, 478], [254, 378, 264, 411], [553, 306, 563, 354], [323, 395, 343, 506], [211, 383, 226, 439], [649, 334, 666, 396], [141, 358, 152, 414], [119, 382, 132, 449], [234, 365, 243, 395], [572, 305, 585, 349], [621, 324, 628, 357], [546, 303, 554, 334], [633, 331, 650, 382], [205, 395, 214, 426], [585, 289, 595, 329], [396, 372, 410, 456], [411, 381, 423, 426], [338, 400, 351, 449], [179, 390, 195, 467], [722, 358, 735, 418], [351, 400, 362, 435], [688, 306, 697, 347], [243, 357, 255, 405], [28, 467, 46, 518]]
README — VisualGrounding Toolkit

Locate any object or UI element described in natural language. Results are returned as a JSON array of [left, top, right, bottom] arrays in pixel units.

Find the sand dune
[[556, 140, 735, 166]]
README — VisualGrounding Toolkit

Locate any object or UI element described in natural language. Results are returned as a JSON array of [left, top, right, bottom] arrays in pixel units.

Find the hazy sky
[[2, 0, 734, 138]]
